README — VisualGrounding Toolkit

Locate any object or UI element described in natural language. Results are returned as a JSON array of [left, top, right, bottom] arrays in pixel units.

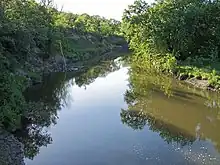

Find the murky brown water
[[23, 57, 220, 165]]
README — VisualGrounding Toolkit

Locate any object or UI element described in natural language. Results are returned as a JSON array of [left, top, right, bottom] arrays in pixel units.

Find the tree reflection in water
[[121, 63, 196, 146], [121, 59, 220, 153], [74, 58, 122, 87], [16, 73, 69, 159], [13, 56, 124, 160], [120, 109, 195, 146]]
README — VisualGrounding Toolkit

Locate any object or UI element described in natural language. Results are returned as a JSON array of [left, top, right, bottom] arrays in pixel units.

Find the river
[[20, 56, 220, 165]]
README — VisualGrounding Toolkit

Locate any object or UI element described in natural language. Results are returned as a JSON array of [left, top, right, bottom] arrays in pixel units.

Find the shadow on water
[[121, 63, 220, 156], [15, 72, 70, 160]]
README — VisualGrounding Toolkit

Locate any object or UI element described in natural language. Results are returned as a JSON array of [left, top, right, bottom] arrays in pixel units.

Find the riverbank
[[128, 54, 220, 93], [22, 41, 129, 86], [121, 0, 220, 92], [174, 60, 220, 92], [1, 25, 128, 134], [1, 0, 130, 136], [175, 75, 218, 92], [166, 63, 220, 92]]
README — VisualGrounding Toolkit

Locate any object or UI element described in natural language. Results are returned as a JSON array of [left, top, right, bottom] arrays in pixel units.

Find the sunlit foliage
[[122, 0, 220, 87]]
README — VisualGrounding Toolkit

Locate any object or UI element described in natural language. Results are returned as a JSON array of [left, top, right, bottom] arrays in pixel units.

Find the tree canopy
[[122, 0, 220, 60]]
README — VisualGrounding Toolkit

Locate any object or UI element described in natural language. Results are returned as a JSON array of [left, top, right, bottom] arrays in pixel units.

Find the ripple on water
[[131, 141, 220, 165], [171, 141, 220, 165]]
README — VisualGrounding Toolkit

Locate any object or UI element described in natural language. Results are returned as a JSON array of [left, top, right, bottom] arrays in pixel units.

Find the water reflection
[[8, 56, 220, 165], [121, 62, 220, 154], [121, 110, 195, 146], [74, 58, 123, 88], [17, 73, 70, 159], [14, 56, 124, 161]]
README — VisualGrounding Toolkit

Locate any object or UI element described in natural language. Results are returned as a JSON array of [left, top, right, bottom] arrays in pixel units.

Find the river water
[[23, 57, 220, 165]]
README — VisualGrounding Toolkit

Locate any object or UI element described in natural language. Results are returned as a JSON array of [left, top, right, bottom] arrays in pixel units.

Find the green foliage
[[0, 0, 127, 162], [0, 0, 125, 132], [122, 0, 220, 88], [0, 71, 27, 130], [68, 14, 121, 36]]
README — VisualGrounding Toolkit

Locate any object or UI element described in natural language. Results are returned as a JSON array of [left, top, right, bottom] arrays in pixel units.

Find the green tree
[[122, 0, 220, 69]]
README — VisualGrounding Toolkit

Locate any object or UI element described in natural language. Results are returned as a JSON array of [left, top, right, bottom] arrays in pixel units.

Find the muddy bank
[[177, 75, 218, 92]]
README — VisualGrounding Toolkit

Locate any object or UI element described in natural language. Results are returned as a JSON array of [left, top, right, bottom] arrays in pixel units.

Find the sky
[[53, 0, 153, 20]]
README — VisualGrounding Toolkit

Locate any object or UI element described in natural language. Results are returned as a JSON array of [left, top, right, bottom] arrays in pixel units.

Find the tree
[[122, 0, 220, 62]]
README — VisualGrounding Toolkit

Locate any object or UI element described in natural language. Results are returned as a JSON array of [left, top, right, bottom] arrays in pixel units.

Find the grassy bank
[[176, 58, 220, 89]]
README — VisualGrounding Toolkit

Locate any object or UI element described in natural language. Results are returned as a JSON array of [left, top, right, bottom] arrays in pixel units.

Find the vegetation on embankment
[[121, 0, 220, 91], [0, 0, 127, 131]]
